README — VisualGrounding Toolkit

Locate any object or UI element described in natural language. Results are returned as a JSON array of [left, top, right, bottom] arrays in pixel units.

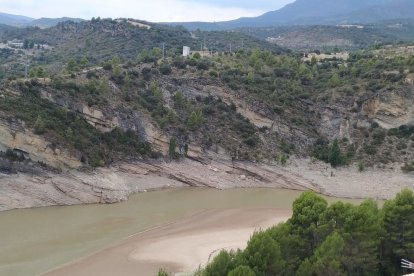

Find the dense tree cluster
[[199, 189, 414, 276]]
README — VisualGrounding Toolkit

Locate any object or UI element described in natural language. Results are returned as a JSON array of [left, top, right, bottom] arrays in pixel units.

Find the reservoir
[[0, 188, 368, 275]]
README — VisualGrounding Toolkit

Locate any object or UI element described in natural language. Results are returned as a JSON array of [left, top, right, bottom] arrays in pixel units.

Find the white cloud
[[0, 0, 268, 22]]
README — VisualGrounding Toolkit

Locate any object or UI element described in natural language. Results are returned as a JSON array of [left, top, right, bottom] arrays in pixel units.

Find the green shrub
[[159, 63, 172, 75], [401, 162, 414, 173]]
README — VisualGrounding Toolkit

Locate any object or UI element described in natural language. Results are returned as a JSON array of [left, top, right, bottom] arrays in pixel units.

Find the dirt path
[[44, 208, 291, 276]]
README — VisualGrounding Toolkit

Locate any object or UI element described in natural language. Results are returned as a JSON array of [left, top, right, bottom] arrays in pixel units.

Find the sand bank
[[45, 208, 291, 276]]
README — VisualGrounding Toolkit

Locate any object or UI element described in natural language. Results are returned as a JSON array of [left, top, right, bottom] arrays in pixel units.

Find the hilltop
[[0, 12, 84, 28]]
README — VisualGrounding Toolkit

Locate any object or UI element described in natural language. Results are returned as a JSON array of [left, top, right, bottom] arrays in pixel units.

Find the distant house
[[183, 46, 191, 57], [7, 40, 23, 48]]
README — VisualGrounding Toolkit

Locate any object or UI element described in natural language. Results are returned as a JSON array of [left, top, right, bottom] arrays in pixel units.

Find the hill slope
[[0, 12, 34, 26], [0, 12, 84, 28], [0, 19, 282, 81]]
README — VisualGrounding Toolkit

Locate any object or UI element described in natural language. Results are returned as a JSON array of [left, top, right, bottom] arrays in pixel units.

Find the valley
[[0, 1, 414, 275]]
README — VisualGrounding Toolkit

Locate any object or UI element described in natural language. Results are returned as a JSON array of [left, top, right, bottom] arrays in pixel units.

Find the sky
[[0, 0, 295, 22]]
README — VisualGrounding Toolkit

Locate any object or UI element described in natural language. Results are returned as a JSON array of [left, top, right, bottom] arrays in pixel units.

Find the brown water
[[0, 188, 367, 276]]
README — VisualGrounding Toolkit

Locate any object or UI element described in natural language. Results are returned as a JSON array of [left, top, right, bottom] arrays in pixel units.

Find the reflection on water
[[0, 188, 369, 275]]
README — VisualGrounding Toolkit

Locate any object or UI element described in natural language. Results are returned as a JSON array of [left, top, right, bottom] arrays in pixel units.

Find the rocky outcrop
[[362, 89, 414, 129], [0, 116, 81, 169], [79, 105, 120, 132]]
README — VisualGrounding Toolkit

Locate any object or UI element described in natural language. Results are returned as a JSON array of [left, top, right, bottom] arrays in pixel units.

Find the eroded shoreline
[[1, 157, 412, 212]]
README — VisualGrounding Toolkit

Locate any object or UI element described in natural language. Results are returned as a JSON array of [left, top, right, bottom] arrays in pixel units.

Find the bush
[[209, 70, 218, 77], [157, 269, 170, 276], [244, 136, 259, 147], [172, 57, 186, 69], [364, 143, 377, 155], [358, 161, 365, 172], [197, 59, 211, 70], [159, 63, 172, 75], [401, 162, 414, 173]]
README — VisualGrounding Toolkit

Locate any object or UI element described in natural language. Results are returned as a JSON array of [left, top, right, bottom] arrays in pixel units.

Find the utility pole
[[229, 43, 232, 53]]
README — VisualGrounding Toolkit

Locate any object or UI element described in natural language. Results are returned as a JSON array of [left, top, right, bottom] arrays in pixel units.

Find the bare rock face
[[0, 158, 321, 211], [0, 117, 81, 169], [362, 90, 414, 129], [80, 104, 120, 132]]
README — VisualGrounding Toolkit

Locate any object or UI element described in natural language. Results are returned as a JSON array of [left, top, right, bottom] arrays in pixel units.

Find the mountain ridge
[[0, 12, 84, 28], [170, 0, 414, 30]]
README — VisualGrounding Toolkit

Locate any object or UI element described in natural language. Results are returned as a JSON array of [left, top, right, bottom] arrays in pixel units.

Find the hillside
[[173, 0, 414, 30], [0, 12, 33, 26], [0, 19, 281, 81], [2, 45, 414, 172], [29, 17, 85, 28], [1, 39, 414, 211], [241, 20, 414, 51]]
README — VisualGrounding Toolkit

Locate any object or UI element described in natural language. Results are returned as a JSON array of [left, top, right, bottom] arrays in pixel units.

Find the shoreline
[[1, 157, 412, 212], [43, 208, 293, 276]]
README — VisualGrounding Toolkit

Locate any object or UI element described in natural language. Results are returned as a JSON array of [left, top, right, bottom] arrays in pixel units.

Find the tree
[[341, 200, 381, 275], [23, 39, 29, 49], [311, 232, 346, 276], [159, 63, 172, 75], [242, 231, 285, 276], [290, 192, 328, 258], [168, 137, 177, 159], [328, 139, 345, 168], [64, 127, 74, 140], [246, 71, 255, 84], [157, 268, 170, 276], [187, 110, 204, 130], [34, 115, 46, 134], [150, 47, 162, 60], [29, 66, 47, 78], [66, 58, 78, 73], [203, 250, 235, 276], [80, 57, 89, 68], [382, 189, 414, 275], [110, 56, 122, 77], [228, 265, 256, 276], [173, 92, 185, 109], [36, 66, 46, 78], [328, 73, 341, 87]]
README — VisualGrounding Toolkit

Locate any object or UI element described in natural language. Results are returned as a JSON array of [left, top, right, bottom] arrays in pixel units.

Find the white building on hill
[[183, 46, 191, 57]]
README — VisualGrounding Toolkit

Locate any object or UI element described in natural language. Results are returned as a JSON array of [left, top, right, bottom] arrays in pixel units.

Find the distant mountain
[[29, 17, 85, 28], [172, 0, 414, 30], [0, 12, 84, 28], [0, 12, 34, 26]]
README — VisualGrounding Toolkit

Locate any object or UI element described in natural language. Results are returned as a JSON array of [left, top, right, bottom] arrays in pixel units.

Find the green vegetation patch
[[198, 189, 414, 276]]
